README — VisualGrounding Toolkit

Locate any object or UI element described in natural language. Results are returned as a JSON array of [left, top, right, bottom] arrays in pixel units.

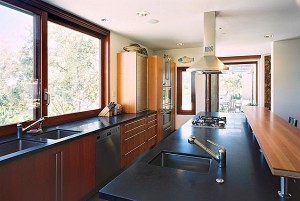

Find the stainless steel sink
[[35, 129, 80, 140], [148, 151, 212, 173], [0, 139, 45, 157]]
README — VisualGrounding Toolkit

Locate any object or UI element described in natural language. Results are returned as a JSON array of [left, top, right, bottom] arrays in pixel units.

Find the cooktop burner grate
[[192, 116, 226, 129]]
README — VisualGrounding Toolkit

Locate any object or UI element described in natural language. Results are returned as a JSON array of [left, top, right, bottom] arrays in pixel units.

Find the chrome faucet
[[188, 135, 226, 168], [17, 117, 47, 138]]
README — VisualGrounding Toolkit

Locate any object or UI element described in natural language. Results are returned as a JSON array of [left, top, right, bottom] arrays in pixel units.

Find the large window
[[48, 22, 101, 116], [0, 2, 40, 126], [219, 62, 257, 113], [0, 0, 109, 135], [177, 67, 195, 115]]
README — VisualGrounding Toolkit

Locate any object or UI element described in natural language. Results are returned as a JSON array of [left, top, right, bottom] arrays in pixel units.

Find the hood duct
[[188, 11, 228, 73]]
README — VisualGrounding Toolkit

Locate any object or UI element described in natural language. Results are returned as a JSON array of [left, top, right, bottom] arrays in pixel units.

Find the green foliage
[[47, 22, 100, 116], [0, 21, 101, 125], [0, 31, 34, 125]]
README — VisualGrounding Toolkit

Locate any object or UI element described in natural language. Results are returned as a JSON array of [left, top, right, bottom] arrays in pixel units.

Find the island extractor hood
[[188, 11, 228, 73]]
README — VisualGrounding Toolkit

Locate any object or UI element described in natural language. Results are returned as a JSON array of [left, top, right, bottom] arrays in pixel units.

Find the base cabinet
[[0, 134, 95, 201], [120, 113, 158, 168]]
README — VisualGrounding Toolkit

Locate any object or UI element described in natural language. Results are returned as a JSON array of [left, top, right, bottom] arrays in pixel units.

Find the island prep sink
[[35, 129, 80, 140], [0, 139, 45, 157], [148, 151, 212, 173]]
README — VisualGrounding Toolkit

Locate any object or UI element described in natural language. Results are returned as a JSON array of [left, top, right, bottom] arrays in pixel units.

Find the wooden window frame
[[0, 0, 110, 136], [177, 67, 196, 115]]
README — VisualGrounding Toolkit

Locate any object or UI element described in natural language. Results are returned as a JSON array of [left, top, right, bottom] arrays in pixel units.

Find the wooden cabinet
[[58, 134, 95, 201], [145, 113, 158, 149], [117, 52, 148, 113], [148, 56, 164, 141], [120, 117, 146, 167], [0, 146, 56, 201], [148, 56, 176, 142], [0, 134, 95, 201], [120, 113, 158, 167]]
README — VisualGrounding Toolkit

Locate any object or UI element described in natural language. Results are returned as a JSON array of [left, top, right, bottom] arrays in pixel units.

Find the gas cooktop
[[191, 116, 226, 129]]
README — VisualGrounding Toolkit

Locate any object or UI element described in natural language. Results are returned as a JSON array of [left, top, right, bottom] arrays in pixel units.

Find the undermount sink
[[148, 151, 212, 173], [0, 139, 45, 157], [35, 129, 80, 140]]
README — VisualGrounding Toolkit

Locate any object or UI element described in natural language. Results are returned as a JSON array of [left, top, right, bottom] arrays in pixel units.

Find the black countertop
[[99, 112, 300, 201], [0, 111, 156, 164]]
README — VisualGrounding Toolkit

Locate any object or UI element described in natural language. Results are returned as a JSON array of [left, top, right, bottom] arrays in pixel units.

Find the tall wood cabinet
[[117, 52, 148, 113], [148, 56, 176, 142], [148, 56, 164, 141]]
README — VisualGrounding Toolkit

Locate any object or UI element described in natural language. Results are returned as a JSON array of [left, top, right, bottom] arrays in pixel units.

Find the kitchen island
[[99, 112, 300, 201]]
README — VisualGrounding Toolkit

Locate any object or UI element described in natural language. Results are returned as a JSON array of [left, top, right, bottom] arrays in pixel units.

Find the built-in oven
[[162, 59, 172, 139], [162, 97, 172, 139], [162, 109, 172, 138]]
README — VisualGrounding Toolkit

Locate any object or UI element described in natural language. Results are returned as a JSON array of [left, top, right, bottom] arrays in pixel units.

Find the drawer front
[[146, 119, 157, 129], [123, 142, 146, 165], [123, 130, 146, 154], [124, 118, 145, 132], [147, 124, 157, 140], [146, 135, 157, 149], [124, 124, 145, 140], [147, 114, 157, 122]]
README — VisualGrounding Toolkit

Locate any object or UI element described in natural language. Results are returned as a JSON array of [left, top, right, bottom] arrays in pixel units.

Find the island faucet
[[17, 117, 47, 138], [188, 135, 226, 168]]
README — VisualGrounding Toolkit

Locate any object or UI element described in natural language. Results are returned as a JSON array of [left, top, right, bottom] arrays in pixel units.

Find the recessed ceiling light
[[147, 19, 159, 24], [264, 34, 273, 38], [137, 11, 150, 17], [100, 18, 108, 22], [177, 43, 184, 46]]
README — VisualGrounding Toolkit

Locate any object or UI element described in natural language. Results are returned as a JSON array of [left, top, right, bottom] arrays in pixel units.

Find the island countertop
[[99, 112, 300, 201], [243, 106, 300, 178]]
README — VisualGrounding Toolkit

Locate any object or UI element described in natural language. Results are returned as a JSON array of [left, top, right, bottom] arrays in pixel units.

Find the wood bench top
[[243, 106, 300, 178]]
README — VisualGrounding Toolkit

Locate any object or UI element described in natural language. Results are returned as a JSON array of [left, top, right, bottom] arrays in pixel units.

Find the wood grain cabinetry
[[117, 52, 148, 113], [120, 113, 157, 167], [146, 113, 158, 149], [148, 56, 176, 142], [148, 56, 164, 141], [0, 134, 95, 201]]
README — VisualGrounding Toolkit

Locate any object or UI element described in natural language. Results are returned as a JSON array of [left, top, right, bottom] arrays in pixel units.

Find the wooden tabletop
[[243, 106, 300, 178]]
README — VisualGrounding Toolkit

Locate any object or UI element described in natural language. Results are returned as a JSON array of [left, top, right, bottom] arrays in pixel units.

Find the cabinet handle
[[123, 142, 145, 156], [55, 153, 58, 201], [55, 152, 63, 201], [61, 152, 63, 201], [147, 124, 157, 130]]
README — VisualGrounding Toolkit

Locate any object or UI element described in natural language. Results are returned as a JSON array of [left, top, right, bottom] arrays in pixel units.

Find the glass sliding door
[[219, 63, 257, 113]]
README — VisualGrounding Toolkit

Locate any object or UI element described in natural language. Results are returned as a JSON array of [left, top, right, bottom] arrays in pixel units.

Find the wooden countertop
[[243, 106, 300, 178]]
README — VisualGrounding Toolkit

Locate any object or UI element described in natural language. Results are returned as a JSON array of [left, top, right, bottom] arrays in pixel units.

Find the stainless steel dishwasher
[[96, 126, 120, 188]]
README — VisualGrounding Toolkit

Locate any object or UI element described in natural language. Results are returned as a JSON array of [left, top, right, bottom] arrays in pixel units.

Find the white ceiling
[[42, 0, 300, 56]]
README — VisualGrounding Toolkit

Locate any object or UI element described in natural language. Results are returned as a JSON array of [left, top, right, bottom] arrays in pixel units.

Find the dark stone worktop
[[99, 112, 300, 201], [0, 110, 156, 164]]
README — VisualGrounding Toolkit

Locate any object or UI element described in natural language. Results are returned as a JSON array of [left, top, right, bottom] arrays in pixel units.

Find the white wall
[[271, 39, 300, 124], [154, 48, 206, 128], [109, 32, 153, 102]]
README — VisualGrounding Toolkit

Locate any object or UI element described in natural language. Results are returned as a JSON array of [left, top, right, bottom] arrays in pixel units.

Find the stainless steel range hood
[[188, 11, 228, 73]]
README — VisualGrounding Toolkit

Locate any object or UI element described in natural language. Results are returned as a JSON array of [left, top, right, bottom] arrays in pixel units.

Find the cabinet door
[[136, 55, 148, 112], [60, 134, 96, 201], [0, 148, 56, 201]]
